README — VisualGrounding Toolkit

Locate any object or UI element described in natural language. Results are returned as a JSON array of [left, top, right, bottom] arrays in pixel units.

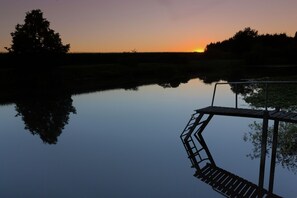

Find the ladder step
[[197, 120, 207, 125], [185, 146, 197, 152], [186, 121, 208, 131], [184, 126, 193, 132], [187, 124, 194, 128], [186, 145, 196, 149], [192, 112, 199, 116], [190, 116, 196, 121], [189, 154, 198, 158], [191, 151, 202, 156], [186, 138, 194, 143], [181, 132, 189, 137]]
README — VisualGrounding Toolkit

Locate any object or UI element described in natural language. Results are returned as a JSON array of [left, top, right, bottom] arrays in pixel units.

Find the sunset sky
[[1, 0, 297, 53]]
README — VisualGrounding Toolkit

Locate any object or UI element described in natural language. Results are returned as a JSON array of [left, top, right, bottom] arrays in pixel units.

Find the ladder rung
[[184, 145, 196, 150], [192, 112, 199, 116], [185, 146, 197, 151], [188, 153, 197, 158], [197, 120, 208, 125], [186, 139, 194, 143], [187, 124, 194, 128], [181, 132, 189, 137], [186, 147, 195, 153], [192, 151, 201, 156], [190, 116, 196, 120]]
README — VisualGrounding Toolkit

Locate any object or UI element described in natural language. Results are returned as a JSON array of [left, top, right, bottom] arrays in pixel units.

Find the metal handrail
[[211, 81, 297, 110]]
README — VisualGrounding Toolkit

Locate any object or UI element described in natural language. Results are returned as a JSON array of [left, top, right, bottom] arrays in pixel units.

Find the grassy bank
[[0, 52, 203, 68]]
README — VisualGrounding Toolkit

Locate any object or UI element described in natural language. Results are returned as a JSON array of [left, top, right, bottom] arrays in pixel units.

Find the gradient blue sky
[[1, 0, 297, 52]]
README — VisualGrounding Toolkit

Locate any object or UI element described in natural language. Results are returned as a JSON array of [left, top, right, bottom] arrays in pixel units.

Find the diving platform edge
[[196, 106, 297, 123]]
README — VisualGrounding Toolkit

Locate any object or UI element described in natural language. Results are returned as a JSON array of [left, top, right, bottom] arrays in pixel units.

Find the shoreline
[[1, 59, 297, 105]]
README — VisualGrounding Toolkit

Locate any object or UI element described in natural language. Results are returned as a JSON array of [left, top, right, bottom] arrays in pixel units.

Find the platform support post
[[258, 110, 269, 196], [268, 119, 279, 194]]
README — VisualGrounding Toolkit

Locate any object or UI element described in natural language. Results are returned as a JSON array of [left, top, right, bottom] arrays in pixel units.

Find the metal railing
[[211, 81, 297, 110]]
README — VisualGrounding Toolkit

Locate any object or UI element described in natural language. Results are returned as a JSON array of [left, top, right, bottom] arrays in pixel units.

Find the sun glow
[[194, 48, 204, 53]]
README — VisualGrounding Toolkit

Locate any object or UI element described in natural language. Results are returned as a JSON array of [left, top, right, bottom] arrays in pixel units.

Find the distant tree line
[[204, 27, 297, 64]]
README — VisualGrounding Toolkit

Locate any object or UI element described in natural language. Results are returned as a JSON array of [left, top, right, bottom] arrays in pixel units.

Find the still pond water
[[0, 78, 296, 197]]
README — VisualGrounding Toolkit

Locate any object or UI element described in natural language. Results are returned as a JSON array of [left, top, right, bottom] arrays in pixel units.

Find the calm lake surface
[[0, 78, 296, 197]]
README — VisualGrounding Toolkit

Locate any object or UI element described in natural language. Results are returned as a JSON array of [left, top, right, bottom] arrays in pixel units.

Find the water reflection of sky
[[0, 79, 296, 197]]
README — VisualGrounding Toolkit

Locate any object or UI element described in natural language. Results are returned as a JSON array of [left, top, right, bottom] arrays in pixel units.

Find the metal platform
[[196, 106, 297, 123]]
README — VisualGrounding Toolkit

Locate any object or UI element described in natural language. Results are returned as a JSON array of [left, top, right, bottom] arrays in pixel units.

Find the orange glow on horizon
[[166, 40, 208, 53], [194, 48, 205, 53]]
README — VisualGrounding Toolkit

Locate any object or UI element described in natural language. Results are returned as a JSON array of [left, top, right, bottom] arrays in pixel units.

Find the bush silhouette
[[6, 9, 70, 55]]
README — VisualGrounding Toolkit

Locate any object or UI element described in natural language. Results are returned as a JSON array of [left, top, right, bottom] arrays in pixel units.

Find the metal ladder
[[180, 111, 214, 170]]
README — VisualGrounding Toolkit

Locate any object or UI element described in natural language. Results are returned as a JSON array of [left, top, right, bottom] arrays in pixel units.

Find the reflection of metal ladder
[[180, 111, 214, 170]]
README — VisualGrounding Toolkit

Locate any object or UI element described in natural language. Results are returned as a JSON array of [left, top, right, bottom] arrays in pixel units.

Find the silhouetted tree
[[205, 27, 258, 58], [232, 27, 258, 40], [5, 9, 69, 54], [15, 95, 76, 144], [231, 27, 258, 55]]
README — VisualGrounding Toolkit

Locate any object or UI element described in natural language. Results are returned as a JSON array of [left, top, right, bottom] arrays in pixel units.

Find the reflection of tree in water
[[244, 122, 297, 173], [158, 77, 190, 88], [158, 81, 181, 88], [15, 96, 76, 144], [230, 82, 297, 110], [236, 81, 297, 173]]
